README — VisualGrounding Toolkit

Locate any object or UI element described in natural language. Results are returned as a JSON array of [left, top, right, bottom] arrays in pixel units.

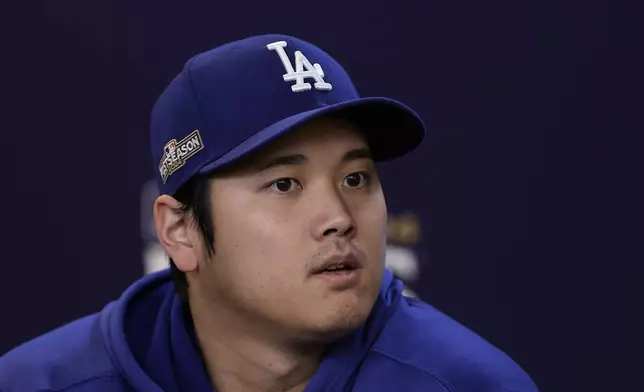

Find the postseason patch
[[159, 130, 204, 184]]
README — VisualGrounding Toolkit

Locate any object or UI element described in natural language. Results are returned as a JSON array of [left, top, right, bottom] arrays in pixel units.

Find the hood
[[99, 268, 403, 392]]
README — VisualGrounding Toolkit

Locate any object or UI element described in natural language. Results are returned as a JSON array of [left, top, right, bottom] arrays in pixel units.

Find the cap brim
[[199, 97, 425, 174]]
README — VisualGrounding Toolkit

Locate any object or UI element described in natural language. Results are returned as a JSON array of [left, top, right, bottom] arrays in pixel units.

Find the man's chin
[[299, 310, 371, 343]]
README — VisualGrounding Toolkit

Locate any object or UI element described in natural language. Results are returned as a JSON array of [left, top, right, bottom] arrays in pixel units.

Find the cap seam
[[185, 57, 208, 143]]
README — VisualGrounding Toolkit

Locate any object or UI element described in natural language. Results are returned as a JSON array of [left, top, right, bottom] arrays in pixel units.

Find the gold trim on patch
[[158, 130, 204, 184]]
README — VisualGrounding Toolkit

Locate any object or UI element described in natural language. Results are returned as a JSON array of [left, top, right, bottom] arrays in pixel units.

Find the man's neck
[[189, 300, 326, 392]]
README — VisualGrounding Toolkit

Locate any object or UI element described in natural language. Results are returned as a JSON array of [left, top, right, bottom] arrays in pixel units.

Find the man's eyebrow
[[254, 147, 373, 172], [341, 147, 373, 163], [255, 154, 308, 172]]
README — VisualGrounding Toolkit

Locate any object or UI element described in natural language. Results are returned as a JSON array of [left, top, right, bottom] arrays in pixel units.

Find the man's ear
[[153, 195, 198, 273]]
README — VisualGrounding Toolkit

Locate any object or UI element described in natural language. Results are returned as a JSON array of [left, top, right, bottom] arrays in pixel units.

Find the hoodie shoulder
[[365, 296, 539, 392], [0, 305, 125, 392]]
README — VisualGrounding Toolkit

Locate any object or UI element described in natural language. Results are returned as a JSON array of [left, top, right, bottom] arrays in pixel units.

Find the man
[[0, 34, 539, 392]]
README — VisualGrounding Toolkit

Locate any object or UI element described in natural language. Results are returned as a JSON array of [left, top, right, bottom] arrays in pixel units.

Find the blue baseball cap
[[150, 34, 426, 196]]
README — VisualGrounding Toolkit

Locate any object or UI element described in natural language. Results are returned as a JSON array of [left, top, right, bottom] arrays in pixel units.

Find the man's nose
[[309, 188, 357, 241]]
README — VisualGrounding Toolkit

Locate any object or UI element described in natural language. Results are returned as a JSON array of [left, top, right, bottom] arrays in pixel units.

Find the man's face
[[193, 118, 388, 341]]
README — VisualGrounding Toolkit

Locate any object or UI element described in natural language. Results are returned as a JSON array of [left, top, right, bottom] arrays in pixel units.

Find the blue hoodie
[[0, 268, 539, 392]]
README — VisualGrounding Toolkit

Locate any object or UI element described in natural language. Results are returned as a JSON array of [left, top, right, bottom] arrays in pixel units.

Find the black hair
[[169, 173, 215, 302]]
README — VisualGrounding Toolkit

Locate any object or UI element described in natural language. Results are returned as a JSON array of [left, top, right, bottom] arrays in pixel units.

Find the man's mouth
[[316, 263, 355, 274], [312, 254, 361, 275]]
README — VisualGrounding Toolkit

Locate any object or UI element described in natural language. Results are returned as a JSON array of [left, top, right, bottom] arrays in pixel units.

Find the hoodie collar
[[101, 268, 401, 392]]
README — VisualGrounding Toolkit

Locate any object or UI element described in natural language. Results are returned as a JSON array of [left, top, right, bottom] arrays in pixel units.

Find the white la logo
[[266, 41, 332, 93]]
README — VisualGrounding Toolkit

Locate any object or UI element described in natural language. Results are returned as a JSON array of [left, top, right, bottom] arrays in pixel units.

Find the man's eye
[[343, 172, 370, 188], [268, 178, 299, 193]]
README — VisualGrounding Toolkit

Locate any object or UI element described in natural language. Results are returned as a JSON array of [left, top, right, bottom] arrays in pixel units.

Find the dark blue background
[[2, 1, 642, 391]]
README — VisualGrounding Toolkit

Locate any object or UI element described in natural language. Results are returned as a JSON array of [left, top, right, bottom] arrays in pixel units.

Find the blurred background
[[2, 1, 642, 391]]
